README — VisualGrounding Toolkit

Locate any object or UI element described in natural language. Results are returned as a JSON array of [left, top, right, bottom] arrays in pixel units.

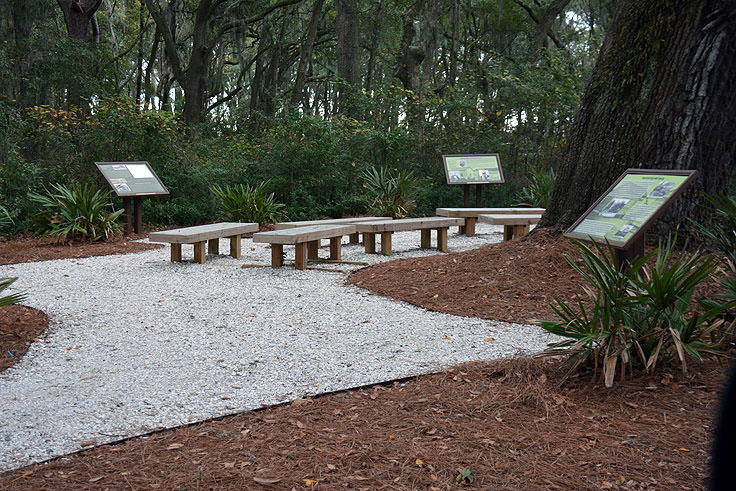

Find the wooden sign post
[[565, 169, 697, 270], [443, 154, 504, 209], [95, 161, 170, 235]]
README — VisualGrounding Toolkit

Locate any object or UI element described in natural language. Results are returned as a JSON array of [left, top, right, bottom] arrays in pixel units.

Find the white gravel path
[[0, 223, 558, 471]]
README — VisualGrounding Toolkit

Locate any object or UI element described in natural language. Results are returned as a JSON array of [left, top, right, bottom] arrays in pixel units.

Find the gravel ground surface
[[0, 223, 558, 472]]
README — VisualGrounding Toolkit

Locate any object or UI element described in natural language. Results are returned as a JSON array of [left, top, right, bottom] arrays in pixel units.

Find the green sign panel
[[565, 169, 697, 248], [442, 154, 504, 185], [95, 161, 169, 197]]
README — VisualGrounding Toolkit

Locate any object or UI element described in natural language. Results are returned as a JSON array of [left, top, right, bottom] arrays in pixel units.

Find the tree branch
[[214, 0, 303, 44]]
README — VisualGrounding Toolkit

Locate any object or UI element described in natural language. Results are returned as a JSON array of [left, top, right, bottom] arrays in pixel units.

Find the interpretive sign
[[95, 161, 169, 197], [565, 169, 697, 249], [443, 154, 504, 185]]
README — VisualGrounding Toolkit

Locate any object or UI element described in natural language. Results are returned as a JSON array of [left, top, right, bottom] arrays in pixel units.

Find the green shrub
[[515, 166, 556, 207], [29, 183, 123, 242], [361, 166, 419, 218], [210, 181, 286, 225], [0, 277, 26, 306], [540, 238, 732, 387]]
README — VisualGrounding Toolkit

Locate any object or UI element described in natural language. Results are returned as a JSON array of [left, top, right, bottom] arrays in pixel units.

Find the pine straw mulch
[[0, 229, 730, 490]]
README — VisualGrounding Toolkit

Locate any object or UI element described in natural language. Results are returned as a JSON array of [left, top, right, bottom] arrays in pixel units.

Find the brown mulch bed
[[0, 233, 162, 266], [348, 230, 585, 324], [0, 306, 49, 372], [0, 230, 729, 490]]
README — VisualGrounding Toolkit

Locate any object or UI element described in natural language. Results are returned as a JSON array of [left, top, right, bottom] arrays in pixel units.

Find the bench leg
[[307, 240, 319, 260], [330, 236, 343, 260], [511, 224, 530, 240], [349, 233, 359, 244], [271, 244, 284, 267], [171, 243, 182, 262], [458, 224, 466, 235], [364, 233, 376, 253], [437, 227, 449, 252], [229, 235, 241, 259], [464, 217, 477, 237], [295, 243, 308, 270], [194, 241, 206, 264], [208, 238, 219, 255], [420, 229, 432, 249], [380, 231, 393, 256]]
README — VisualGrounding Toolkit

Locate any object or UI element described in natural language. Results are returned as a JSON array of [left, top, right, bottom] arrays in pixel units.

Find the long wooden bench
[[149, 222, 259, 264], [479, 213, 542, 241], [353, 217, 464, 255], [435, 207, 546, 236], [253, 224, 357, 270], [274, 216, 391, 243]]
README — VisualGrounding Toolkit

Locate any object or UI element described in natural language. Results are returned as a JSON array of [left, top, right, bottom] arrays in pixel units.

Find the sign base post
[[614, 235, 645, 272]]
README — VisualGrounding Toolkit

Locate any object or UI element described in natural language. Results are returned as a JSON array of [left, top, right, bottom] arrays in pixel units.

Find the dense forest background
[[0, 0, 614, 233]]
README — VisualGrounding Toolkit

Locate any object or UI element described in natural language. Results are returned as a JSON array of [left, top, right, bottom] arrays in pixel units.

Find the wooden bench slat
[[149, 222, 259, 243], [353, 217, 463, 233], [253, 224, 357, 244], [436, 207, 545, 218], [478, 213, 542, 225], [273, 216, 391, 230]]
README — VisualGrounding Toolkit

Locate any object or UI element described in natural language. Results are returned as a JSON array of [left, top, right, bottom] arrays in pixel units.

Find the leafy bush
[[29, 183, 123, 242], [0, 277, 26, 306], [361, 166, 419, 218], [210, 181, 286, 225], [515, 166, 556, 207], [540, 238, 732, 387]]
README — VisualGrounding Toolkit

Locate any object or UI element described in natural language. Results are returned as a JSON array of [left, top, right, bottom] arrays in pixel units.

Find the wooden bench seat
[[274, 216, 391, 243], [479, 213, 542, 241], [353, 217, 464, 255], [253, 224, 357, 270], [435, 207, 546, 236], [149, 222, 259, 264]]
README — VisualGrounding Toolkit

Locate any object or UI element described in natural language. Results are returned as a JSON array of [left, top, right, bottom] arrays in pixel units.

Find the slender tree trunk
[[135, 6, 145, 107], [290, 0, 323, 108], [540, 0, 736, 242]]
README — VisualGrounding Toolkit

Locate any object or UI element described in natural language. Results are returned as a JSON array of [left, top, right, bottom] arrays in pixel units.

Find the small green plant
[[692, 193, 736, 316], [515, 166, 555, 207], [0, 205, 13, 230], [361, 166, 419, 218], [540, 237, 732, 387], [0, 277, 26, 306], [29, 183, 123, 243], [456, 467, 474, 485], [210, 181, 286, 225]]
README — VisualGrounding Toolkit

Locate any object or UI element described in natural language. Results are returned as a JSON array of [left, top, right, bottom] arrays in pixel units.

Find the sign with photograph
[[442, 154, 504, 185], [565, 169, 697, 248], [95, 161, 169, 197]]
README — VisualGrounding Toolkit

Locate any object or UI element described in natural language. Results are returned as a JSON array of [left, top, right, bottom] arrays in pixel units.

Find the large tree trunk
[[336, 0, 361, 118], [540, 0, 736, 241], [56, 0, 102, 40]]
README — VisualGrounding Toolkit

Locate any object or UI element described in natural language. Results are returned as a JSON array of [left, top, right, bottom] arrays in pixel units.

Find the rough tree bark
[[336, 0, 361, 118], [540, 0, 736, 241], [56, 0, 102, 40]]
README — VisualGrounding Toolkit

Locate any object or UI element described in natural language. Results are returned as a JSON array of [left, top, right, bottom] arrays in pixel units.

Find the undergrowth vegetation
[[540, 237, 736, 387], [28, 183, 123, 242]]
